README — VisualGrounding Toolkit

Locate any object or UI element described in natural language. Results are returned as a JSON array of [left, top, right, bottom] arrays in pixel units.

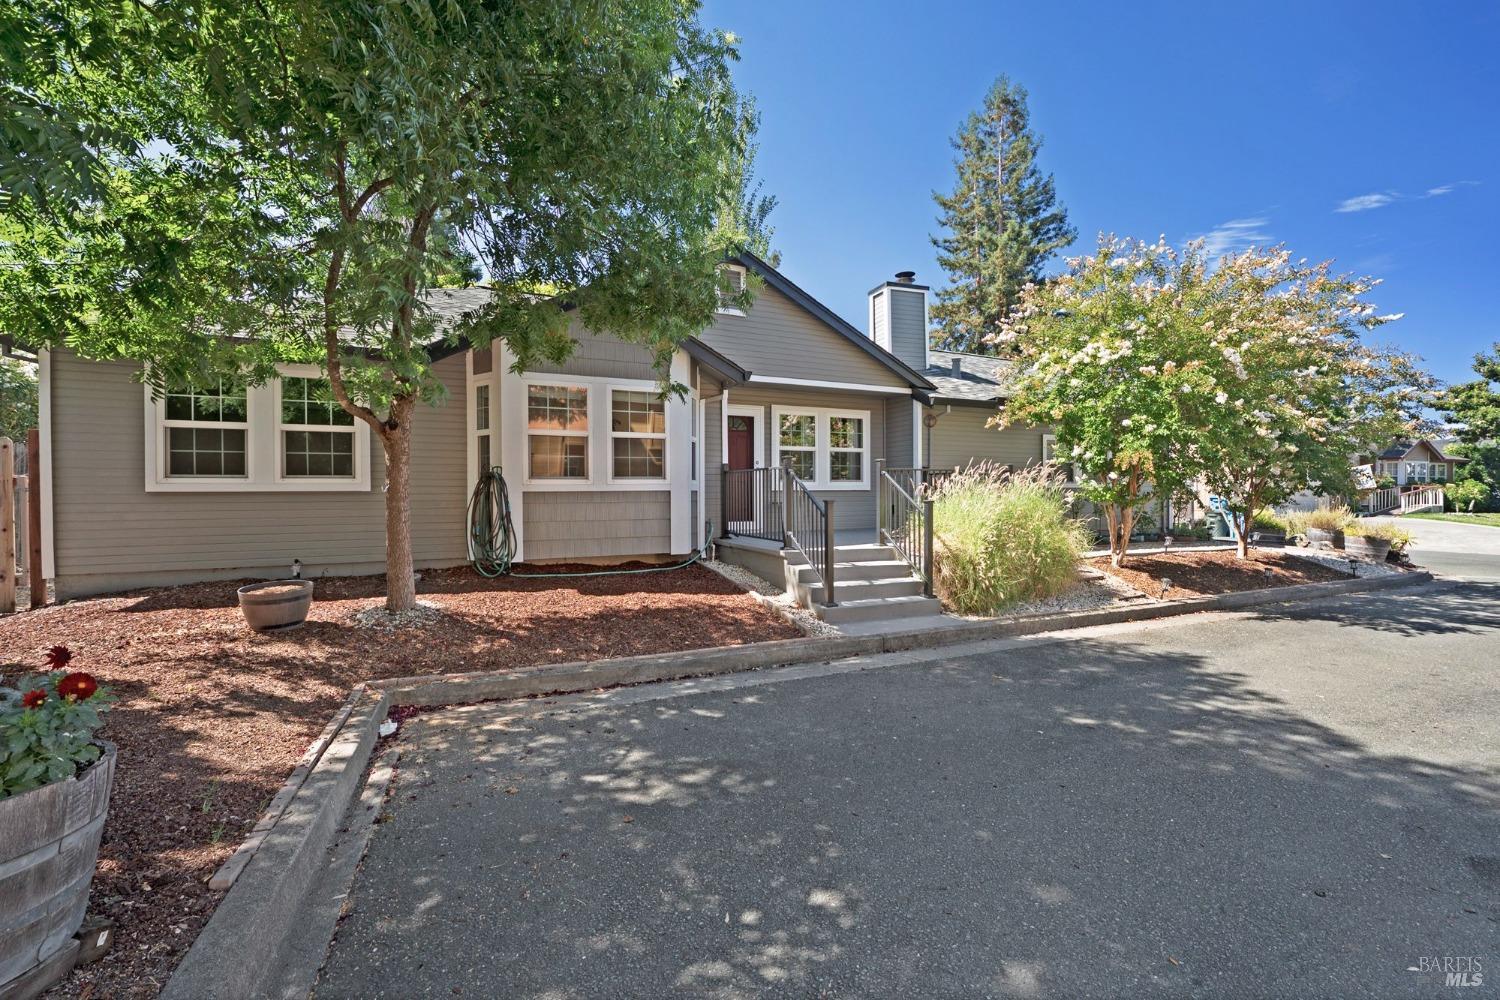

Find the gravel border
[[703, 559, 842, 637], [1284, 547, 1403, 578]]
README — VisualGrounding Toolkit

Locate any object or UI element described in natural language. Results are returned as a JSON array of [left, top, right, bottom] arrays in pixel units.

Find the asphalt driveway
[[317, 563, 1499, 999]]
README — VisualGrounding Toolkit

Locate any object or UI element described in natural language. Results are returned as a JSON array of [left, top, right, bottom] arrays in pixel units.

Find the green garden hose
[[466, 467, 709, 579]]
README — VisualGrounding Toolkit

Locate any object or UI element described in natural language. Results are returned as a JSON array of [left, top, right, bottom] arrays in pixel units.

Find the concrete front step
[[815, 594, 945, 624], [782, 543, 899, 566], [794, 574, 926, 606], [789, 559, 915, 584]]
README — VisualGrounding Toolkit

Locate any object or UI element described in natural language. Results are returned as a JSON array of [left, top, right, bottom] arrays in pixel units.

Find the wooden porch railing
[[1399, 485, 1444, 515]]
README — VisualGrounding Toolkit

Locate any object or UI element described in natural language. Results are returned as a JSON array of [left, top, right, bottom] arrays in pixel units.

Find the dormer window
[[716, 263, 747, 316]]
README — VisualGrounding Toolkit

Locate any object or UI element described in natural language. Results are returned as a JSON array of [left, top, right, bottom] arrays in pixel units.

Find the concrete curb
[[161, 567, 1431, 998], [371, 569, 1432, 706], [161, 686, 389, 1000]]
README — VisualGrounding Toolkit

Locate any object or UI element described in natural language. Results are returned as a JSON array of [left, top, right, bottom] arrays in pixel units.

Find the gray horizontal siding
[[885, 399, 914, 470], [51, 350, 468, 597], [699, 284, 906, 387], [928, 405, 1049, 471], [522, 490, 670, 560], [723, 385, 886, 531]]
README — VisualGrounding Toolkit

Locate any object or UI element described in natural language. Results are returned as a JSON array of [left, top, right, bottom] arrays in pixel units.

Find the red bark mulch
[[0, 563, 799, 999], [1090, 548, 1354, 598]]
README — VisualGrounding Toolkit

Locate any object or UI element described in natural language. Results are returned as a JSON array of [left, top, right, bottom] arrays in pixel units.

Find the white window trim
[[715, 263, 747, 317], [523, 381, 592, 484], [1041, 433, 1078, 486], [144, 363, 371, 493], [770, 405, 871, 490], [607, 387, 668, 485], [516, 373, 668, 492], [273, 365, 366, 488]]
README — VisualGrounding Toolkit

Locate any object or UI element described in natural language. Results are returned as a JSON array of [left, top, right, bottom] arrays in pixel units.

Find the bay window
[[527, 384, 589, 479], [610, 390, 666, 480]]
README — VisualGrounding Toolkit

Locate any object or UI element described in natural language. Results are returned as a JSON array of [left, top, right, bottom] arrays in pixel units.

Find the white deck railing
[[1399, 486, 1444, 514]]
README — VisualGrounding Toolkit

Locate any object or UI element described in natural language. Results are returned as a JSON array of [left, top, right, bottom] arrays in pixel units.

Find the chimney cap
[[895, 270, 916, 283]]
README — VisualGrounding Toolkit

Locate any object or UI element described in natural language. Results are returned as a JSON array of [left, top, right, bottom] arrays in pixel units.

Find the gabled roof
[[733, 252, 935, 394], [682, 337, 749, 385], [1376, 438, 1466, 462], [922, 350, 1019, 406]]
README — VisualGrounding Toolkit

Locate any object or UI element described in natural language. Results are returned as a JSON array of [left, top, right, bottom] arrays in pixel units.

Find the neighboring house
[[33, 254, 1059, 616], [1360, 439, 1466, 487]]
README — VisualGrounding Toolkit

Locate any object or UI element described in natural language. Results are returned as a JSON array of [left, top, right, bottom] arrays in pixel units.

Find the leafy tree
[[993, 237, 1432, 565], [1441, 349, 1500, 511], [1184, 248, 1432, 556], [931, 75, 1075, 355], [0, 357, 38, 440], [993, 238, 1208, 566], [2, 0, 762, 611]]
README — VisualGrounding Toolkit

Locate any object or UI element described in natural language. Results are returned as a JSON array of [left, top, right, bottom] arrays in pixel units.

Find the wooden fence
[[1, 430, 44, 612]]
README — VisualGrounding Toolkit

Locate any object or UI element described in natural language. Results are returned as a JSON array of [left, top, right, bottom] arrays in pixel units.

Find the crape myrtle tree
[[992, 236, 1433, 565], [1188, 248, 1433, 555], [2, 0, 764, 612], [992, 238, 1208, 567]]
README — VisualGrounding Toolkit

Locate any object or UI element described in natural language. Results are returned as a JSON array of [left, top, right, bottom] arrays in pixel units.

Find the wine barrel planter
[[1304, 527, 1343, 549], [237, 580, 315, 632], [1345, 536, 1392, 562], [0, 742, 115, 998]]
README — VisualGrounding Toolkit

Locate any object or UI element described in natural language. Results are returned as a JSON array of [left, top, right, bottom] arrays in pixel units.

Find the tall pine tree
[[931, 76, 1075, 354]]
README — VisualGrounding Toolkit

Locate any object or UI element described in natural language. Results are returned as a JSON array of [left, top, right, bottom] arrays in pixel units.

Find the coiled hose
[[466, 467, 710, 579]]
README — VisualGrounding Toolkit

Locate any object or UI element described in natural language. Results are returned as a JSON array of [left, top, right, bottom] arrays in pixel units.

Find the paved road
[[318, 529, 1500, 999], [1376, 515, 1500, 582]]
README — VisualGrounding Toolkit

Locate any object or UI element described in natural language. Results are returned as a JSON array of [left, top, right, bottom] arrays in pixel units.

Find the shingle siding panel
[[929, 406, 1049, 471]]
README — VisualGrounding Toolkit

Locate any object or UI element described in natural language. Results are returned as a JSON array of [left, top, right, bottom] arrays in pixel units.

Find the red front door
[[727, 415, 755, 521]]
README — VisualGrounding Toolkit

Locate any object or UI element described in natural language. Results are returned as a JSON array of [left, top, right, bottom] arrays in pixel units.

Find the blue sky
[[699, 0, 1499, 385]]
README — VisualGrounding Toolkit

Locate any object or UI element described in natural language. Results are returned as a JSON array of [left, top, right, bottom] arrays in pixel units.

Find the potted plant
[[1, 646, 115, 997], [1294, 507, 1351, 549], [237, 578, 315, 632], [1249, 509, 1288, 548], [1344, 521, 1399, 562]]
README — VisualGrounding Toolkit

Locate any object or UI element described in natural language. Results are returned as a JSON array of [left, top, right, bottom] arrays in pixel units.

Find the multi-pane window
[[777, 412, 817, 480], [164, 379, 248, 478], [716, 264, 747, 313], [280, 377, 356, 478], [610, 390, 666, 480], [527, 384, 589, 479], [1042, 434, 1076, 484], [474, 384, 491, 479], [828, 416, 865, 483]]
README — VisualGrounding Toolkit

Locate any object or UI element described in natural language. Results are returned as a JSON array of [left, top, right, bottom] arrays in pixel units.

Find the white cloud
[[1193, 217, 1273, 258], [1335, 193, 1395, 213], [1425, 184, 1454, 197]]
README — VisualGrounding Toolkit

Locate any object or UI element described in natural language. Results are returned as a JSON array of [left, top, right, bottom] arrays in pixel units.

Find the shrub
[[1, 646, 114, 799], [931, 463, 1090, 614], [1251, 508, 1288, 533], [1375, 475, 1397, 490], [1286, 506, 1353, 535], [1345, 520, 1401, 541], [1445, 479, 1490, 512]]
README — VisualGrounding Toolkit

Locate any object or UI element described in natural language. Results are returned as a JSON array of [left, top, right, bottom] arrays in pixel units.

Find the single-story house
[[33, 254, 1058, 620], [1360, 439, 1466, 487]]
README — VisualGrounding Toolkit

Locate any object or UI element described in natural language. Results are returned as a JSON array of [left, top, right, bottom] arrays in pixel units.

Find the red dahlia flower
[[57, 672, 98, 702], [44, 645, 73, 669], [22, 688, 47, 709]]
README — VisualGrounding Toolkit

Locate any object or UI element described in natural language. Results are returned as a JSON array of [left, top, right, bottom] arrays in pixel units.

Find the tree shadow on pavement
[[322, 635, 1500, 999]]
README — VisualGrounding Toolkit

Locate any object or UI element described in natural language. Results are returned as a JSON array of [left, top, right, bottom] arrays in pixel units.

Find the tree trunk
[[382, 397, 417, 612]]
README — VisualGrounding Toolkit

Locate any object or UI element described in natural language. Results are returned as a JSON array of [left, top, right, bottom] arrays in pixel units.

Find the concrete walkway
[[317, 570, 1500, 998]]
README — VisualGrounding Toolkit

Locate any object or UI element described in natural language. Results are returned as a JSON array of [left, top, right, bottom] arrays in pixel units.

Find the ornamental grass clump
[[1, 645, 114, 798], [1286, 506, 1353, 536], [931, 463, 1090, 614]]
